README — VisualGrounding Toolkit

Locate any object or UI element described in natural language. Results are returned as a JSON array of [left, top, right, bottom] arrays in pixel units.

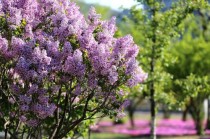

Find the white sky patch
[[82, 0, 139, 10]]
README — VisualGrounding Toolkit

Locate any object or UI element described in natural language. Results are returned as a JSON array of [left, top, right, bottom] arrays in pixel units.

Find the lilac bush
[[0, 0, 147, 138]]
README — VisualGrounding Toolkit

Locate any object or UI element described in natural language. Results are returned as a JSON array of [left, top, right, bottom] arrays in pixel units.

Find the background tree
[[165, 11, 210, 134], [175, 75, 210, 135], [125, 0, 208, 138]]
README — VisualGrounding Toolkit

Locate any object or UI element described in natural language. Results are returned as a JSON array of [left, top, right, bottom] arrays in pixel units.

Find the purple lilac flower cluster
[[0, 0, 147, 128]]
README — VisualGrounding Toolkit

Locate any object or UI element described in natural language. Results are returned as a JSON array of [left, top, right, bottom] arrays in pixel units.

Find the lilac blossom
[[0, 0, 147, 138]]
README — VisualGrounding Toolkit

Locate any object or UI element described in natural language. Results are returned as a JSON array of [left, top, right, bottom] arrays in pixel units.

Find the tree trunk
[[162, 105, 170, 119], [189, 98, 204, 135], [150, 82, 156, 139], [206, 98, 210, 129], [182, 106, 189, 121], [195, 118, 203, 135], [195, 101, 204, 135], [195, 106, 204, 135], [150, 1, 157, 138], [128, 106, 135, 128]]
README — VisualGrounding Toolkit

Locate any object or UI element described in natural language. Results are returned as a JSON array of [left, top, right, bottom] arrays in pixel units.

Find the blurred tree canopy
[[75, 0, 210, 137]]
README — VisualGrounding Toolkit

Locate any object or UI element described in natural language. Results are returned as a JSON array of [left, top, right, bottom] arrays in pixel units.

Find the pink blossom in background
[[92, 119, 210, 136]]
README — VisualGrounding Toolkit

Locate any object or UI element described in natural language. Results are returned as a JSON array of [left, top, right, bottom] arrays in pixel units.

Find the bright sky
[[82, 0, 139, 10]]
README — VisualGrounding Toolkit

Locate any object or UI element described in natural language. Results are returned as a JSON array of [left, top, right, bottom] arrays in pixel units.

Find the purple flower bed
[[91, 119, 210, 136]]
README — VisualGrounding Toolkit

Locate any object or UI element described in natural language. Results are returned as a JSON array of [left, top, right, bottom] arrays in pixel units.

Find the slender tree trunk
[[195, 105, 204, 135], [182, 103, 190, 121], [206, 98, 210, 129], [150, 19, 156, 139], [128, 98, 144, 128], [128, 106, 135, 128], [163, 105, 170, 119], [196, 101, 204, 135], [149, 0, 158, 137], [182, 107, 188, 121], [189, 98, 204, 135], [127, 100, 135, 128], [150, 81, 156, 139], [195, 117, 203, 135], [150, 37, 156, 139]]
